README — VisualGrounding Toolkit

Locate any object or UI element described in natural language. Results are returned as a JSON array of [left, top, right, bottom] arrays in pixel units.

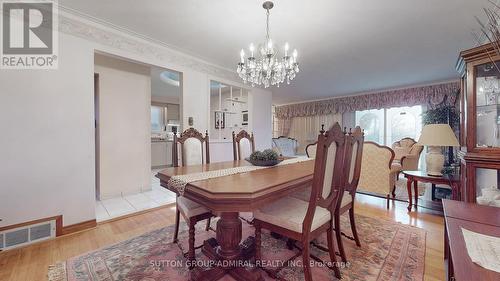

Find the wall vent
[[0, 220, 56, 250]]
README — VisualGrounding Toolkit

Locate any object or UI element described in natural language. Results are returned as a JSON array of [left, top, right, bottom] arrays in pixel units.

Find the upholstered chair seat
[[177, 196, 210, 218], [254, 197, 331, 233]]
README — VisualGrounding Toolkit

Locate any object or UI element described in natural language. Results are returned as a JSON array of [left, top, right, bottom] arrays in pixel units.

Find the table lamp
[[417, 124, 460, 176]]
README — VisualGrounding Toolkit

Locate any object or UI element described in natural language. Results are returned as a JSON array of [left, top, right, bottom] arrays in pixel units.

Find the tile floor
[[95, 169, 176, 222]]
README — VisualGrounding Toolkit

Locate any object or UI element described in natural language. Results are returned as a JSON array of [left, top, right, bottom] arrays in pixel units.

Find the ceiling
[[60, 0, 489, 104], [150, 67, 180, 98]]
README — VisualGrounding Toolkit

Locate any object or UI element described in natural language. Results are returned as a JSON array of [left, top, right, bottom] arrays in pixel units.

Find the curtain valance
[[275, 82, 460, 119]]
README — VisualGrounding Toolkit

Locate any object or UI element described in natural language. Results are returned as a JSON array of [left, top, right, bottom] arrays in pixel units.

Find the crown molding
[[57, 5, 239, 81]]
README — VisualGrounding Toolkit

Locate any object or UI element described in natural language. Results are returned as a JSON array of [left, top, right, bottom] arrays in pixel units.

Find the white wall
[[95, 54, 151, 199], [0, 33, 96, 227], [183, 71, 210, 131], [250, 88, 273, 151], [0, 13, 272, 227]]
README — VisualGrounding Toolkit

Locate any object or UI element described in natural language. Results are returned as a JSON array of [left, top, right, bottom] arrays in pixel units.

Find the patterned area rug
[[48, 215, 426, 281]]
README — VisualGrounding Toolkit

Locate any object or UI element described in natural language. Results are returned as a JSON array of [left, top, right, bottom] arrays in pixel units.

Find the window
[[386, 106, 422, 145], [355, 105, 423, 145], [355, 109, 384, 143], [151, 105, 166, 133]]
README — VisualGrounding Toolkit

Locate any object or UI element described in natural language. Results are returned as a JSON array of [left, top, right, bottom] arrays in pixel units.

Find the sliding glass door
[[355, 105, 423, 146]]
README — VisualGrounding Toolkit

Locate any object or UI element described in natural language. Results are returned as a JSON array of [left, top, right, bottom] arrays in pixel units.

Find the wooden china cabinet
[[456, 43, 500, 204]]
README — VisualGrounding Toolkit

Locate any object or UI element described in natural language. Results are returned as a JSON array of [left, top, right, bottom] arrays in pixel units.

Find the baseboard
[[61, 219, 97, 236]]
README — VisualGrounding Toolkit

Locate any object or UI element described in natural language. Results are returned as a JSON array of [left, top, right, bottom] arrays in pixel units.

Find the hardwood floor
[[0, 194, 445, 281]]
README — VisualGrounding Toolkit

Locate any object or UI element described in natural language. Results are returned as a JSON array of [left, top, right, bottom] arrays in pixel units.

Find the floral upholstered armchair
[[357, 142, 400, 208], [391, 138, 423, 172]]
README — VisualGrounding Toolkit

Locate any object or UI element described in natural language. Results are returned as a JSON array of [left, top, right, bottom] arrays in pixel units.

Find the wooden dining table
[[156, 159, 315, 281]]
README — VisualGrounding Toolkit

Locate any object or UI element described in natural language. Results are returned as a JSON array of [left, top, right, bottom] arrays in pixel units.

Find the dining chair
[[232, 130, 255, 160], [172, 127, 214, 266], [333, 127, 364, 262], [253, 123, 349, 280], [290, 127, 364, 263]]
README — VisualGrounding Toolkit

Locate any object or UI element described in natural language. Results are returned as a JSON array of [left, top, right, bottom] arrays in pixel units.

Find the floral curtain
[[276, 118, 292, 136], [275, 82, 460, 119]]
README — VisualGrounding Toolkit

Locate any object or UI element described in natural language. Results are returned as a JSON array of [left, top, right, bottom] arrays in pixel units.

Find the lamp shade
[[417, 124, 460, 147]]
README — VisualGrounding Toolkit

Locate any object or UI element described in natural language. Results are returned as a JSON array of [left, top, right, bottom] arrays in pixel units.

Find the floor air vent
[[0, 220, 56, 250]]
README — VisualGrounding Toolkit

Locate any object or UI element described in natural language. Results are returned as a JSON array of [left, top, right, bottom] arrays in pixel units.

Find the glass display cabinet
[[456, 43, 500, 206]]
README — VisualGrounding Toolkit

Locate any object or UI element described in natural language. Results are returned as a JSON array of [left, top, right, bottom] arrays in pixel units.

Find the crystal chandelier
[[237, 1, 299, 88]]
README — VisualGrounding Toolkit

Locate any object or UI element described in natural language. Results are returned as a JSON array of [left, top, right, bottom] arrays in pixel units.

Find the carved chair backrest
[[172, 128, 210, 167], [302, 122, 348, 234], [305, 125, 326, 159], [305, 142, 317, 158], [232, 130, 255, 161]]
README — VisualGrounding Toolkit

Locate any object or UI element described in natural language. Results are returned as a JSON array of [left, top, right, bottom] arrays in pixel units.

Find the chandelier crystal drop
[[237, 1, 299, 88]]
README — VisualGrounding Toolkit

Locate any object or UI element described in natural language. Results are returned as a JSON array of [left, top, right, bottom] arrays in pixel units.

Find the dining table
[[156, 158, 315, 281]]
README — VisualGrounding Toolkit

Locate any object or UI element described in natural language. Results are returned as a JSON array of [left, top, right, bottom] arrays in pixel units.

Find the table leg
[[407, 177, 412, 211], [192, 212, 263, 281], [216, 212, 242, 259], [413, 180, 418, 209]]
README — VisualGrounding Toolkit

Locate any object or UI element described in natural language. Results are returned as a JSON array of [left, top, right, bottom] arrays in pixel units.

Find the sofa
[[357, 142, 400, 208], [272, 136, 299, 157]]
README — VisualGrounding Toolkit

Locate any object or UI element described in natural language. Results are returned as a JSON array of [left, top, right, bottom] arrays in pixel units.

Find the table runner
[[168, 156, 313, 195]]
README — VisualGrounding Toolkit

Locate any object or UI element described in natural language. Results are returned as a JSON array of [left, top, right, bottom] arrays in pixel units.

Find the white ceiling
[[60, 0, 488, 104]]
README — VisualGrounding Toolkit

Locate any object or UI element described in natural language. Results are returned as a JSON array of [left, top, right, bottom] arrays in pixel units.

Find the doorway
[[93, 52, 180, 222]]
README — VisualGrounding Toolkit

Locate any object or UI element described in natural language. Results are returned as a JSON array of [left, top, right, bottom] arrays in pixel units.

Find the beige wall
[[95, 54, 151, 199], [151, 95, 179, 105]]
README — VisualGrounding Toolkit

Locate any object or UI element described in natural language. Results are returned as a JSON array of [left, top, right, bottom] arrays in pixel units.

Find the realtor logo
[[1, 0, 58, 69]]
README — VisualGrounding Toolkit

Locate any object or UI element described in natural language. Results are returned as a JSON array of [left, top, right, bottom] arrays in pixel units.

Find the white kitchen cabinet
[[151, 141, 173, 167]]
